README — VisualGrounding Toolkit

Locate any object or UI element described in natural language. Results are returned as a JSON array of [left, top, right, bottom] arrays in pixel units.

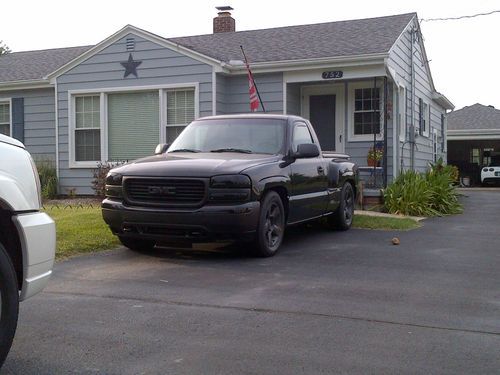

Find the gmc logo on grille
[[148, 186, 177, 196]]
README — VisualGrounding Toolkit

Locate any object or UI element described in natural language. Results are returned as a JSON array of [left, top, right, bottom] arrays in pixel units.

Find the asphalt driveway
[[3, 190, 500, 374]]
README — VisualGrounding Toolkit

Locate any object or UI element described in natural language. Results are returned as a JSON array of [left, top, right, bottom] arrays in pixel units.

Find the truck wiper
[[169, 148, 201, 153], [210, 148, 253, 154]]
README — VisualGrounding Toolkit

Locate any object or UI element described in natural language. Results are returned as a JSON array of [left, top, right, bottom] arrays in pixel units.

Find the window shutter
[[108, 91, 159, 161], [11, 98, 24, 143], [418, 98, 423, 136]]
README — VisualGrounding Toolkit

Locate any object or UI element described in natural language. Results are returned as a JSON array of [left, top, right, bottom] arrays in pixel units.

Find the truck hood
[[113, 152, 281, 177]]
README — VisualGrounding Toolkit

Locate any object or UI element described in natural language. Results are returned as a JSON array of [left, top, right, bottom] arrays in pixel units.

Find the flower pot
[[367, 159, 379, 167]]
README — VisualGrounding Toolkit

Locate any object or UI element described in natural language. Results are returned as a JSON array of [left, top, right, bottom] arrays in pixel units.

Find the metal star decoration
[[121, 53, 142, 78]]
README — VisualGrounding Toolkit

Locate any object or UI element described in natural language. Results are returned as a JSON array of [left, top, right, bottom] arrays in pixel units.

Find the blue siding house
[[0, 10, 453, 195]]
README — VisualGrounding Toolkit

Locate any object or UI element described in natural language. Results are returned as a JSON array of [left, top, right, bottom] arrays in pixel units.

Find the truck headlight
[[105, 172, 123, 198], [210, 175, 251, 188], [209, 175, 251, 203]]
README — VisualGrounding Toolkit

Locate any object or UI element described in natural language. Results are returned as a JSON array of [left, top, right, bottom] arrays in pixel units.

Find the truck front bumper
[[102, 199, 261, 243], [12, 212, 56, 301]]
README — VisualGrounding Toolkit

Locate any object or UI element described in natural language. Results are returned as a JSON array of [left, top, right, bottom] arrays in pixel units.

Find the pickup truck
[[102, 114, 358, 257], [0, 134, 56, 367]]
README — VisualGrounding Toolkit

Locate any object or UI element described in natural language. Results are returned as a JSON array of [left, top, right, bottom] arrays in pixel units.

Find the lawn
[[43, 205, 119, 259], [352, 215, 420, 230]]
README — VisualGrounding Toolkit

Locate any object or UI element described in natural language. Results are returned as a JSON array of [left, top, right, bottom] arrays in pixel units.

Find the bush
[[36, 160, 58, 199], [91, 161, 126, 197], [383, 164, 462, 217]]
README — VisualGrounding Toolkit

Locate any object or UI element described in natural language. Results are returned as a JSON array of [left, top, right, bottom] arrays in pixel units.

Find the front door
[[310, 95, 336, 151], [302, 85, 344, 152]]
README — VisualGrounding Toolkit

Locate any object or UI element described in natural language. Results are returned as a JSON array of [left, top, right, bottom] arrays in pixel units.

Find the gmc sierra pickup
[[102, 114, 358, 257]]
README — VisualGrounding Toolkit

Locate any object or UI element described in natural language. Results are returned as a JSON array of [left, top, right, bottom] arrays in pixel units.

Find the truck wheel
[[253, 191, 285, 257], [118, 237, 155, 253], [329, 182, 354, 230], [0, 243, 19, 368]]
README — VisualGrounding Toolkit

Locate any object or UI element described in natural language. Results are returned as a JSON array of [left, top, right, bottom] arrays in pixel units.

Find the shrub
[[36, 160, 58, 199], [91, 161, 126, 197], [383, 166, 462, 217]]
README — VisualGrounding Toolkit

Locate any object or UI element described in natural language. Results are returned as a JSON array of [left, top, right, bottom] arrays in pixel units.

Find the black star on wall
[[120, 53, 142, 78]]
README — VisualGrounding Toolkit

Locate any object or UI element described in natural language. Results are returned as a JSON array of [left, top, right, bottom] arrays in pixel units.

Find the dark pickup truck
[[102, 114, 358, 257]]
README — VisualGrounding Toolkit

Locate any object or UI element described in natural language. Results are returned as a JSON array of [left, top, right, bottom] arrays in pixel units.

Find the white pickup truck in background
[[0, 134, 56, 367]]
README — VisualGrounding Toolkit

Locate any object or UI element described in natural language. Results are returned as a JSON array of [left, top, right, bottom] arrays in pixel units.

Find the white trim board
[[0, 98, 12, 137]]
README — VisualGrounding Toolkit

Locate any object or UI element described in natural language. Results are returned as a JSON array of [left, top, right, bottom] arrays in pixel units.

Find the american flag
[[247, 69, 259, 112]]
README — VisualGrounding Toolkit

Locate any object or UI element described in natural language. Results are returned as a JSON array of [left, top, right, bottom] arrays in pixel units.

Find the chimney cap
[[216, 6, 233, 12]]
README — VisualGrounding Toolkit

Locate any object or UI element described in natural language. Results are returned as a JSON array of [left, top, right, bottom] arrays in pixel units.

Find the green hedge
[[383, 160, 462, 217]]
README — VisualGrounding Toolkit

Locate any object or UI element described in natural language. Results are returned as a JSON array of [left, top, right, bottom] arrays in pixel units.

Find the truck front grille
[[124, 177, 207, 207]]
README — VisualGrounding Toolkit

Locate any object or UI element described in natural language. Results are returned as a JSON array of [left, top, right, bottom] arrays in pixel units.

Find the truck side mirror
[[294, 143, 320, 158], [155, 143, 170, 155]]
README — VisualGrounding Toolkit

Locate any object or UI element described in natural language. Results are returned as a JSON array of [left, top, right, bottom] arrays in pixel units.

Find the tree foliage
[[0, 40, 11, 55]]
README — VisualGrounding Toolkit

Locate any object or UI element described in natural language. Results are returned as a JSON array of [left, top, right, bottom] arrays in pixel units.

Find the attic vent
[[126, 38, 135, 51]]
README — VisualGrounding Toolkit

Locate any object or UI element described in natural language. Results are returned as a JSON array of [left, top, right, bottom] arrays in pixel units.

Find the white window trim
[[424, 102, 430, 138], [0, 98, 12, 137], [161, 86, 199, 144], [347, 81, 384, 142], [398, 84, 406, 142], [416, 98, 430, 138], [68, 83, 200, 169]]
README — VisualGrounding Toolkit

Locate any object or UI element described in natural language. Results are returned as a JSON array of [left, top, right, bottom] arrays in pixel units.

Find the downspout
[[410, 26, 416, 170], [54, 78, 59, 192], [383, 76, 388, 187]]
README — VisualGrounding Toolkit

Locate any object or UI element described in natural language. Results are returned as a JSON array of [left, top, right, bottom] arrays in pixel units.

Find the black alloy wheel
[[330, 182, 354, 230], [254, 191, 285, 257]]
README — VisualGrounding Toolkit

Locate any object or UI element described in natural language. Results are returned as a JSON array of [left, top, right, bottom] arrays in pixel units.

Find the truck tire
[[118, 237, 155, 253], [253, 191, 285, 257], [328, 182, 354, 230], [0, 243, 19, 368]]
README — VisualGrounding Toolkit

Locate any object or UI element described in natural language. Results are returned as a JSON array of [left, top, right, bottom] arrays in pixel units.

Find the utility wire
[[421, 9, 500, 22]]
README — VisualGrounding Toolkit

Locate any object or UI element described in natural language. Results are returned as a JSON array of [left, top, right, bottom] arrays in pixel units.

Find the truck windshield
[[168, 118, 286, 155]]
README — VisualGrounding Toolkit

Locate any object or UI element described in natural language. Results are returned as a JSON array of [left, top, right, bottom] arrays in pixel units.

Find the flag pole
[[240, 45, 266, 112]]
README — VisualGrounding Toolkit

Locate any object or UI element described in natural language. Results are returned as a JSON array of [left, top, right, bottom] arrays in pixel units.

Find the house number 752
[[322, 71, 343, 79]]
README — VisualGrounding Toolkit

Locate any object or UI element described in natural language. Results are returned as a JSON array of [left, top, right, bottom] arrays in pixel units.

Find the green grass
[[352, 215, 420, 231], [43, 205, 120, 260]]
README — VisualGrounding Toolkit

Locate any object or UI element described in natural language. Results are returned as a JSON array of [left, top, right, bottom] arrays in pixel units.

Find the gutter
[[0, 79, 52, 92]]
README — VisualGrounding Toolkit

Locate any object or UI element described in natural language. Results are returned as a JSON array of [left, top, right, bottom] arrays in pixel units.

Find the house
[[0, 9, 453, 195], [447, 103, 500, 185]]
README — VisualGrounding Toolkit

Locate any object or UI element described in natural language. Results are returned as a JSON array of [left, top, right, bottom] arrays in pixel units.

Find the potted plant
[[367, 143, 383, 167]]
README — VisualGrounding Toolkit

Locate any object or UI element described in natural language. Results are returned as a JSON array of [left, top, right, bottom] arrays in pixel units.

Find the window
[[166, 89, 195, 144], [418, 98, 429, 136], [398, 86, 406, 142], [75, 96, 101, 162], [0, 101, 10, 136], [470, 148, 480, 165], [432, 129, 438, 162], [292, 123, 313, 152], [108, 91, 159, 161], [353, 87, 380, 136]]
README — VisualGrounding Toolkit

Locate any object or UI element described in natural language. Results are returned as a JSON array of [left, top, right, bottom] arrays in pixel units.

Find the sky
[[1, 0, 499, 110]]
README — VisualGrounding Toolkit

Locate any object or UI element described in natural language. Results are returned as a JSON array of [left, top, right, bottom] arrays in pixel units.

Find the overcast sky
[[1, 0, 499, 110]]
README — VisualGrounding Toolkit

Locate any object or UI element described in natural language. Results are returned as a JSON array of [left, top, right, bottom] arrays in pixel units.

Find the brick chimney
[[213, 6, 235, 33]]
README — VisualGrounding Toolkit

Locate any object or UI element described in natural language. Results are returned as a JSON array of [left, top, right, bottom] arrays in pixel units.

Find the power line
[[421, 9, 500, 22]]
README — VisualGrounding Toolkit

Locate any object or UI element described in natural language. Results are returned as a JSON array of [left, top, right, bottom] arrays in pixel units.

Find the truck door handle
[[317, 166, 325, 175], [339, 134, 342, 143]]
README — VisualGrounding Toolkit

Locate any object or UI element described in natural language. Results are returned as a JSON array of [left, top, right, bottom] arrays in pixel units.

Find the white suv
[[0, 134, 56, 367]]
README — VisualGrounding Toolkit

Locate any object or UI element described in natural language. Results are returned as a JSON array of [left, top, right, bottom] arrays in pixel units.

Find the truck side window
[[292, 124, 314, 152]]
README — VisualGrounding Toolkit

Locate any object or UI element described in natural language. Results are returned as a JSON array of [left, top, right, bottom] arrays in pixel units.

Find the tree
[[0, 41, 11, 55]]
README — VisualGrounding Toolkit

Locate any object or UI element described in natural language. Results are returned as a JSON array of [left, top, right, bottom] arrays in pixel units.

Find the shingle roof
[[169, 13, 415, 63], [0, 13, 415, 83], [0, 46, 92, 82], [447, 104, 500, 130]]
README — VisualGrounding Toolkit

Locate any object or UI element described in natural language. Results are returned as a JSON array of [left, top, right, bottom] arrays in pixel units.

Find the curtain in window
[[108, 91, 159, 161]]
